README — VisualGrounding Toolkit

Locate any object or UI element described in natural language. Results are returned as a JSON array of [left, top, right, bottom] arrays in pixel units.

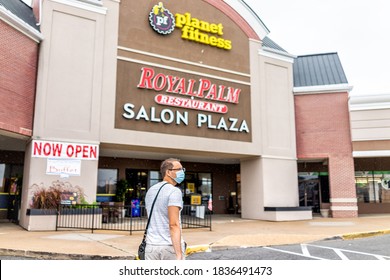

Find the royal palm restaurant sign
[[115, 3, 252, 142]]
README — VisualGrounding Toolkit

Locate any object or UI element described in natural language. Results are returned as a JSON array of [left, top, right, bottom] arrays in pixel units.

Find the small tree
[[115, 179, 128, 202]]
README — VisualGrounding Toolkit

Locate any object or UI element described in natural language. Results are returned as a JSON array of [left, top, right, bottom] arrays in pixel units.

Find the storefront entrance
[[97, 158, 240, 214], [299, 179, 320, 213], [0, 157, 24, 221], [125, 169, 148, 205], [298, 172, 330, 214], [124, 168, 213, 207]]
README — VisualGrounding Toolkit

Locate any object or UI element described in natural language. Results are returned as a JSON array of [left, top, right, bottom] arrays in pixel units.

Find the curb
[[341, 229, 390, 240], [3, 229, 390, 259], [0, 248, 132, 260], [186, 245, 211, 256]]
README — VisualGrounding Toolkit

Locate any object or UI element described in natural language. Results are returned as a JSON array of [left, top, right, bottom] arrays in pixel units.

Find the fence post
[[91, 205, 95, 234], [209, 210, 212, 231], [56, 205, 59, 231], [129, 205, 133, 235]]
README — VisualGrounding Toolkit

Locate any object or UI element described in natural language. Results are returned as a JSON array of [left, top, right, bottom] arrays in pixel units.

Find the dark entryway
[[298, 172, 330, 213], [125, 169, 148, 204]]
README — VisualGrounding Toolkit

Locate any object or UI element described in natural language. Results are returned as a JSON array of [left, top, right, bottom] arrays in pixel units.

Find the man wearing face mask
[[144, 158, 186, 260]]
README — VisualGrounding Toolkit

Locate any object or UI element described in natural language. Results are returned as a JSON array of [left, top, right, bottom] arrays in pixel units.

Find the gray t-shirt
[[145, 181, 183, 246]]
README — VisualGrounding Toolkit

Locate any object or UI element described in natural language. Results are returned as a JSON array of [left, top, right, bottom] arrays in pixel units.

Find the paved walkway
[[1, 214, 390, 259]]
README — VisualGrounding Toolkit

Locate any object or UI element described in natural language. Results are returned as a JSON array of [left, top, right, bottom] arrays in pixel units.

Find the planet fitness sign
[[148, 2, 232, 50]]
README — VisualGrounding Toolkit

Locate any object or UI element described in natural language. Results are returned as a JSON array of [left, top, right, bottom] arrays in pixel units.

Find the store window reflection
[[149, 170, 161, 187], [97, 169, 118, 194], [198, 173, 212, 203], [183, 172, 212, 205], [355, 171, 390, 203]]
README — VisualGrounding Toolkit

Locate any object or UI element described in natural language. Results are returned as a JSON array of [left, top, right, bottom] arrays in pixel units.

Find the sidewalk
[[1, 214, 390, 259]]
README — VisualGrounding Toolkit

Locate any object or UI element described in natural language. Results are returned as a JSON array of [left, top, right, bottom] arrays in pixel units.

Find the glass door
[[299, 179, 320, 213], [125, 169, 148, 204]]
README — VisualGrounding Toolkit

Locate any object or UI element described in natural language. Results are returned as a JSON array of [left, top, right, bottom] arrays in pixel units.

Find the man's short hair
[[160, 158, 180, 177]]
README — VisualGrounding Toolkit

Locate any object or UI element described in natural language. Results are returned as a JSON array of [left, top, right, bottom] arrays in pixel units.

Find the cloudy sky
[[244, 0, 390, 96]]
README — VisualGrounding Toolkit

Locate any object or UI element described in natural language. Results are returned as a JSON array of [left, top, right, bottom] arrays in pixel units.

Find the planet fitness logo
[[149, 2, 175, 35]]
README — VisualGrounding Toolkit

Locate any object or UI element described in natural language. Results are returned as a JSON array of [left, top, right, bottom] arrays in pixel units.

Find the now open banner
[[31, 140, 99, 160]]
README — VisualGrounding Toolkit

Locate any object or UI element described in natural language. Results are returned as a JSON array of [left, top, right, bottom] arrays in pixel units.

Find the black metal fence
[[56, 203, 212, 234]]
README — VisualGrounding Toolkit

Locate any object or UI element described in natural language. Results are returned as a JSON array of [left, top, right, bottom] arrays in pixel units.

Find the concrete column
[[240, 157, 264, 219], [241, 157, 312, 221], [19, 140, 99, 230]]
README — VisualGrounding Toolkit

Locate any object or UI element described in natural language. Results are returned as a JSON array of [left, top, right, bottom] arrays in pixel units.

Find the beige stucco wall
[[33, 0, 108, 142], [240, 49, 311, 221], [350, 94, 390, 142], [20, 0, 114, 229], [257, 53, 297, 158], [241, 157, 311, 221]]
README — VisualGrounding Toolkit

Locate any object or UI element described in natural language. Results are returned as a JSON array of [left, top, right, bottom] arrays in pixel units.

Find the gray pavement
[[0, 214, 390, 259]]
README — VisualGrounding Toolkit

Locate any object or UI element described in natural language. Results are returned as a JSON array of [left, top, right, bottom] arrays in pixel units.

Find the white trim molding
[[261, 155, 297, 161], [117, 56, 251, 86], [330, 198, 358, 203], [330, 206, 358, 211], [224, 0, 270, 40], [52, 0, 107, 14], [349, 102, 390, 111], [118, 46, 250, 78], [294, 84, 353, 95], [353, 150, 390, 158], [0, 4, 43, 42], [349, 93, 390, 111], [259, 47, 296, 64]]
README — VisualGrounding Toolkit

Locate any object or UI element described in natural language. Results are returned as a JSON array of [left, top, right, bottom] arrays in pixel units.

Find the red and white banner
[[32, 140, 99, 160]]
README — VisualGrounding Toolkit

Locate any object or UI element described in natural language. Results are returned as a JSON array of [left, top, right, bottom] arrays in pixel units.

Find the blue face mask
[[174, 169, 185, 184]]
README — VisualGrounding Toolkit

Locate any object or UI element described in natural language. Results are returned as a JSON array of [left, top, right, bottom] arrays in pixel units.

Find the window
[[97, 169, 118, 194], [198, 173, 212, 200], [149, 171, 161, 188], [0, 163, 23, 193], [355, 171, 390, 203], [0, 164, 5, 191], [147, 170, 213, 205], [183, 172, 212, 205]]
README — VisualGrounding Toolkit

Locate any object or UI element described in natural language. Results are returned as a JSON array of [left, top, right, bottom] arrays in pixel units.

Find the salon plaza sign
[[120, 66, 250, 134]]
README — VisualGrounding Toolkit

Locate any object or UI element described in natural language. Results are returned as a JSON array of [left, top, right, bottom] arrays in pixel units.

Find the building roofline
[[349, 93, 390, 111], [240, 0, 270, 33], [223, 0, 270, 40], [296, 52, 339, 58], [293, 52, 349, 88], [0, 3, 43, 42], [294, 84, 353, 95]]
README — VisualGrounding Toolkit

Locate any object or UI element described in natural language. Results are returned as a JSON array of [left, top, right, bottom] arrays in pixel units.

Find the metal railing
[[181, 205, 212, 230], [56, 204, 212, 233]]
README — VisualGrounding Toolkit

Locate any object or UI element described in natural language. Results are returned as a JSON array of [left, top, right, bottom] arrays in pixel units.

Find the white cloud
[[243, 0, 390, 96]]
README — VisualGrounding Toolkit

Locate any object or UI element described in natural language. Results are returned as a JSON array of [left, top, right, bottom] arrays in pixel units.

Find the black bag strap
[[142, 182, 168, 240]]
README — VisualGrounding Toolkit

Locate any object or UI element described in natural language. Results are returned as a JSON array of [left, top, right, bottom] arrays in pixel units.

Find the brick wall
[[295, 92, 357, 218], [0, 20, 39, 136]]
